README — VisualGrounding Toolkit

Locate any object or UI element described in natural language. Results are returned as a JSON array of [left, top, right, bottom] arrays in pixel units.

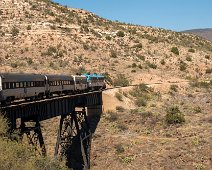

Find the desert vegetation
[[0, 115, 68, 170]]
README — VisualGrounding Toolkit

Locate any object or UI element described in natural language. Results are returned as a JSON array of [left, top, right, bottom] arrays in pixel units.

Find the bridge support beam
[[54, 108, 92, 170], [20, 118, 46, 156]]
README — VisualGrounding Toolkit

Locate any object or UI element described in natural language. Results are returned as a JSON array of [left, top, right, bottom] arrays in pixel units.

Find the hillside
[[0, 0, 212, 169], [183, 28, 212, 41], [0, 0, 212, 85]]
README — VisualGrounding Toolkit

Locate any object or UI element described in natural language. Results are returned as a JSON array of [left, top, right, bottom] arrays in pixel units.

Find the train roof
[[46, 74, 73, 81], [83, 73, 104, 78], [0, 73, 45, 82]]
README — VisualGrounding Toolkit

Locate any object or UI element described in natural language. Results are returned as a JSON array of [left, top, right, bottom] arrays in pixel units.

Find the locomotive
[[0, 73, 106, 104]]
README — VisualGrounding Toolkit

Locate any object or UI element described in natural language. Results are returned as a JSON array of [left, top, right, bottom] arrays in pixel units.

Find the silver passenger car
[[46, 74, 75, 95], [72, 75, 87, 92], [0, 73, 46, 102]]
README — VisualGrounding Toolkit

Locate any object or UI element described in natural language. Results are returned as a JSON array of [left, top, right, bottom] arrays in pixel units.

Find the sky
[[52, 0, 212, 31]]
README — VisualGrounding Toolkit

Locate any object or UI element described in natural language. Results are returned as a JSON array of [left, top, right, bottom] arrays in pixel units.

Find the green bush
[[116, 106, 125, 112], [132, 63, 137, 68], [132, 43, 142, 49], [170, 84, 178, 92], [205, 55, 210, 60], [106, 36, 111, 40], [135, 97, 147, 107], [102, 72, 112, 85], [190, 80, 211, 89], [116, 31, 125, 37], [171, 47, 179, 55], [110, 50, 117, 58], [160, 59, 165, 65], [165, 106, 185, 124], [137, 55, 145, 61], [0, 115, 8, 135], [0, 115, 68, 170], [27, 25, 31, 30], [188, 48, 195, 53], [113, 74, 129, 87], [146, 61, 157, 69], [186, 56, 192, 62], [105, 111, 118, 122], [205, 68, 212, 74], [11, 62, 18, 68], [130, 83, 149, 97], [115, 92, 123, 101], [179, 61, 187, 71], [11, 27, 19, 36]]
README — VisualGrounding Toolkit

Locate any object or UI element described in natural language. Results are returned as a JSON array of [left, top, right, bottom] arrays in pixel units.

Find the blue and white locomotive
[[0, 73, 106, 104]]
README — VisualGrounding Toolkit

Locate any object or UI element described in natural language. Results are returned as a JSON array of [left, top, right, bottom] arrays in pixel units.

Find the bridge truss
[[1, 91, 103, 170]]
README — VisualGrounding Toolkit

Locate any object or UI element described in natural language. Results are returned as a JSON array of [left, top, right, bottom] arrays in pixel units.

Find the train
[[0, 73, 106, 104]]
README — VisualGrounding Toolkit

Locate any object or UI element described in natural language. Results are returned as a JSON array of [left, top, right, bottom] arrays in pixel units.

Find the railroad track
[[1, 80, 210, 108]]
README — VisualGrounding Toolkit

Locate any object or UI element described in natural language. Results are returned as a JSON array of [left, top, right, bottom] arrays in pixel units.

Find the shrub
[[11, 62, 18, 68], [115, 92, 123, 101], [27, 25, 31, 30], [0, 115, 68, 170], [205, 55, 210, 60], [11, 27, 19, 36], [170, 84, 178, 92], [105, 111, 118, 122], [171, 47, 179, 55], [194, 106, 201, 113], [132, 43, 142, 49], [186, 56, 192, 62], [110, 50, 117, 58], [179, 61, 187, 71], [132, 63, 137, 68], [27, 58, 33, 65], [137, 55, 145, 61], [135, 97, 147, 107], [190, 80, 211, 89], [0, 115, 8, 135], [113, 74, 129, 87], [165, 106, 185, 124], [160, 59, 165, 65], [102, 72, 113, 85], [130, 83, 149, 97], [205, 68, 212, 74], [106, 36, 111, 40], [147, 61, 157, 69], [114, 144, 125, 154], [188, 48, 195, 53], [116, 106, 125, 112], [116, 31, 125, 37], [138, 64, 143, 69]]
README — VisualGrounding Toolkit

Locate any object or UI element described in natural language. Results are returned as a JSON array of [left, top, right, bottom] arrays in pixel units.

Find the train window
[[27, 82, 30, 87], [19, 82, 23, 88], [31, 82, 34, 87], [6, 82, 10, 89], [16, 82, 20, 88], [9, 83, 12, 89], [12, 82, 16, 88], [2, 83, 6, 89]]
